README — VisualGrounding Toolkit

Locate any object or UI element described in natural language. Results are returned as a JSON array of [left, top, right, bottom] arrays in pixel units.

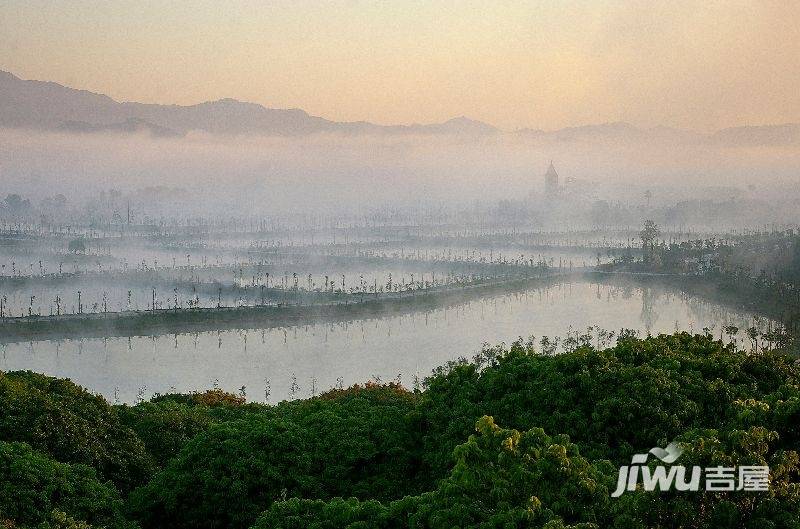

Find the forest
[[2, 332, 799, 529]]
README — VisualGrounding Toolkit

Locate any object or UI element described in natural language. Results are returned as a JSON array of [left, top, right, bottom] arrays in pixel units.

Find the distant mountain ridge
[[0, 70, 498, 137], [1, 69, 798, 144]]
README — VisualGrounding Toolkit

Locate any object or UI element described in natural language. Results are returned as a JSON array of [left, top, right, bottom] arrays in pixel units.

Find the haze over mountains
[[1, 69, 798, 146], [0, 70, 496, 137]]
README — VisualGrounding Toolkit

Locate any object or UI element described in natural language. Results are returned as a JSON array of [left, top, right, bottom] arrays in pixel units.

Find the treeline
[[2, 333, 800, 528], [603, 228, 800, 348]]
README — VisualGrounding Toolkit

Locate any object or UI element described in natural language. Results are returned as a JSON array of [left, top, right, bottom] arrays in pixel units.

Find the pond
[[0, 278, 766, 403]]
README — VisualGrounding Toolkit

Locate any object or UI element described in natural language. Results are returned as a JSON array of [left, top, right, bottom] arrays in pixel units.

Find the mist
[[1, 127, 798, 225]]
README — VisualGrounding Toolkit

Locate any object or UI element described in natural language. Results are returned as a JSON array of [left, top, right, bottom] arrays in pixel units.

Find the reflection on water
[[0, 280, 765, 403]]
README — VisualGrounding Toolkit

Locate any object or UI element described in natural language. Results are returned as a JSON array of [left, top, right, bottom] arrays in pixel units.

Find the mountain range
[[1, 69, 798, 145]]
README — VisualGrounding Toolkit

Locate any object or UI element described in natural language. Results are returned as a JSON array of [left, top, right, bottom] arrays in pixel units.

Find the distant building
[[544, 161, 559, 197]]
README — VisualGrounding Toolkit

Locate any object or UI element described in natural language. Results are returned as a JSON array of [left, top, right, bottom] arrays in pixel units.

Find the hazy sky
[[1, 1, 798, 131]]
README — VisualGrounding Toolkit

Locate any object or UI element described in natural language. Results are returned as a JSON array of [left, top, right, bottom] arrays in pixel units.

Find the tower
[[544, 161, 559, 197]]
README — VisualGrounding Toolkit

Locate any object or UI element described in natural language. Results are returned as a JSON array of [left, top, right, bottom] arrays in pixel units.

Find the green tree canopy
[[0, 371, 154, 492]]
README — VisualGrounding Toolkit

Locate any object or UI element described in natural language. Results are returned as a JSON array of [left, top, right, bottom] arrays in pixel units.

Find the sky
[[1, 0, 799, 131]]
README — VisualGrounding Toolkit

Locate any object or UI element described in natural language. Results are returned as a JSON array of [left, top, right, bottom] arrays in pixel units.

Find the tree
[[0, 440, 130, 529], [0, 371, 154, 492], [3, 194, 31, 215], [252, 416, 611, 529], [127, 384, 421, 529], [640, 219, 661, 263]]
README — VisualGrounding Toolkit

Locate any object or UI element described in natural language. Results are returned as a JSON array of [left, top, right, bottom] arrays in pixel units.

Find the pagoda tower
[[544, 161, 559, 197]]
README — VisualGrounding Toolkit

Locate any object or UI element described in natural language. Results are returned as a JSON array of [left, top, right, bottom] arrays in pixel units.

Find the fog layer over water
[[2, 128, 799, 218]]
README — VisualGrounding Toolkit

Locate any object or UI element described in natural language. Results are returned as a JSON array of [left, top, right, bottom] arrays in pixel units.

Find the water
[[0, 279, 765, 403], [0, 267, 492, 314]]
